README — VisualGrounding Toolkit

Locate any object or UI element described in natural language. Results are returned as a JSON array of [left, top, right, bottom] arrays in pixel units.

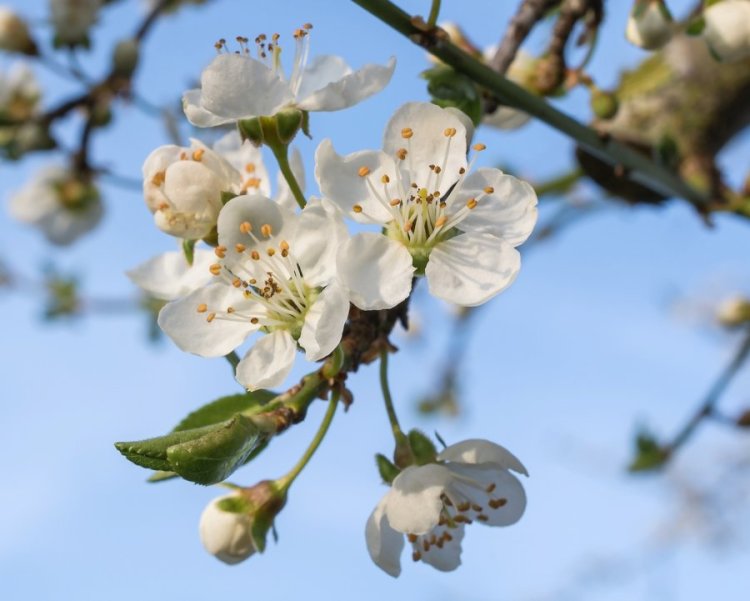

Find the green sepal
[[238, 118, 263, 146], [375, 453, 400, 484], [182, 238, 196, 266], [275, 108, 303, 145], [628, 428, 670, 472], [300, 110, 311, 139], [217, 495, 253, 514], [421, 65, 482, 126], [221, 190, 238, 205], [685, 16, 706, 36], [408, 429, 438, 465], [590, 89, 619, 120]]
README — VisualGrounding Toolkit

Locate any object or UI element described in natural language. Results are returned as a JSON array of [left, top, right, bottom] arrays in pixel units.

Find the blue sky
[[1, 0, 749, 599]]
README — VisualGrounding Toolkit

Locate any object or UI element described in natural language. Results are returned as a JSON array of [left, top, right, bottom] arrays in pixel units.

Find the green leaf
[[116, 415, 263, 485], [173, 390, 276, 432], [421, 66, 482, 126], [628, 428, 670, 472]]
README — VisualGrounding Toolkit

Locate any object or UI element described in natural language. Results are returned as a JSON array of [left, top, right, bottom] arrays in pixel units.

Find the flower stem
[[379, 348, 405, 442], [224, 351, 240, 371], [426, 0, 441, 28], [277, 390, 339, 491], [270, 144, 306, 209]]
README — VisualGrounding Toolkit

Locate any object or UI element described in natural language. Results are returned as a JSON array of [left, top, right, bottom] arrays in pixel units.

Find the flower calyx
[[238, 108, 305, 148]]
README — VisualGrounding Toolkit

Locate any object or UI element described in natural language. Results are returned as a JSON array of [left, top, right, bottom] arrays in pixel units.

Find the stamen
[[209, 263, 222, 276], [396, 148, 407, 160], [484, 186, 494, 194], [150, 171, 165, 186], [206, 312, 216, 323], [443, 127, 457, 137], [412, 551, 422, 562], [381, 174, 390, 184], [240, 221, 252, 234], [214, 246, 227, 258], [192, 148, 205, 161], [251, 251, 260, 260], [260, 223, 273, 237], [196, 303, 208, 313], [472, 143, 486, 151], [489, 498, 508, 509], [466, 198, 478, 209], [407, 534, 418, 543], [357, 166, 370, 177], [235, 243, 246, 253], [352, 204, 363, 214], [401, 127, 413, 139]]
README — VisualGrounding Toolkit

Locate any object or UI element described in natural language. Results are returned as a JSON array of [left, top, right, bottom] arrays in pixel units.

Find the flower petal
[[158, 283, 256, 357], [213, 131, 272, 197], [297, 56, 395, 112], [299, 280, 350, 361], [425, 233, 520, 307], [446, 464, 527, 527], [235, 330, 297, 391], [450, 168, 538, 246], [438, 439, 528, 476], [385, 464, 454, 535], [382, 102, 467, 191], [126, 249, 215, 301], [293, 198, 348, 286], [314, 139, 397, 224], [198, 54, 294, 121], [295, 55, 351, 102], [414, 524, 465, 572], [337, 234, 414, 310], [182, 89, 233, 128], [365, 497, 405, 578]]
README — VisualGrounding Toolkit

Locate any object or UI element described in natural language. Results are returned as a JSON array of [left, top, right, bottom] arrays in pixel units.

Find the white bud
[[626, 0, 674, 50], [0, 6, 35, 54], [703, 0, 750, 62], [50, 0, 101, 47], [717, 296, 750, 327], [199, 494, 256, 565]]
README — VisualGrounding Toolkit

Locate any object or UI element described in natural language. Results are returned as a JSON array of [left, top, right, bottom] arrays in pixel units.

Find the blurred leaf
[[628, 428, 670, 472], [421, 65, 482, 126]]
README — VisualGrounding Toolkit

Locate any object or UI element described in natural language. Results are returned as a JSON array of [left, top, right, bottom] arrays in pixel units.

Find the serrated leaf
[[167, 415, 261, 485], [115, 424, 220, 472], [173, 390, 276, 432]]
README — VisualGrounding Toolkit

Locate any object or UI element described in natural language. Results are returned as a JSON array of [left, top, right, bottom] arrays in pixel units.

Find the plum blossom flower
[[483, 50, 536, 130], [625, 0, 674, 51], [183, 26, 395, 128], [158, 195, 350, 391], [366, 439, 528, 576], [50, 0, 101, 48], [126, 249, 215, 301], [142, 139, 240, 239], [702, 0, 750, 62], [8, 166, 102, 245], [316, 102, 538, 309]]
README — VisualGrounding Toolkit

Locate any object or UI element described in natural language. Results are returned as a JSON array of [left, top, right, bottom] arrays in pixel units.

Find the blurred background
[[1, 0, 749, 599]]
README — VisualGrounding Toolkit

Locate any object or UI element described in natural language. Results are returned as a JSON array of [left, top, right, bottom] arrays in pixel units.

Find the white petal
[[297, 56, 395, 112], [365, 497, 405, 577], [213, 131, 272, 196], [425, 233, 520, 307], [385, 464, 454, 535], [275, 147, 305, 211], [414, 524, 465, 572], [299, 280, 350, 361], [483, 105, 531, 130], [199, 495, 255, 565], [158, 283, 256, 357], [295, 55, 352, 102], [198, 54, 294, 120], [293, 198, 348, 285], [451, 168, 538, 246], [382, 102, 467, 190], [438, 439, 528, 476], [163, 160, 223, 213], [314, 139, 396, 223], [126, 250, 215, 301], [182, 89, 233, 128], [337, 234, 414, 310], [236, 330, 297, 391], [446, 464, 527, 527], [703, 0, 750, 62]]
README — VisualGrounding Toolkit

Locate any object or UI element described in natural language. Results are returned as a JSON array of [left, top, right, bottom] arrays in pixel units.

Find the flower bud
[[626, 0, 674, 51], [590, 88, 620, 120], [50, 0, 101, 49], [407, 429, 438, 465], [112, 39, 140, 78], [702, 0, 750, 62], [0, 7, 37, 55], [716, 296, 750, 327]]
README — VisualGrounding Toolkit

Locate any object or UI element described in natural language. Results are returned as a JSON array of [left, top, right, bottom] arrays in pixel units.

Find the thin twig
[[489, 0, 559, 74]]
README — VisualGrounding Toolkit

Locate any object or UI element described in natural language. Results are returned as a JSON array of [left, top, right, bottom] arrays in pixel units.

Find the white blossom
[[483, 50, 536, 130], [126, 249, 216, 301], [183, 27, 395, 128], [366, 439, 528, 576], [626, 0, 674, 50], [49, 0, 101, 47], [158, 195, 350, 391], [142, 139, 240, 240], [199, 494, 256, 565], [316, 101, 538, 309], [716, 295, 750, 327], [702, 0, 750, 62], [8, 166, 102, 245], [0, 6, 35, 54]]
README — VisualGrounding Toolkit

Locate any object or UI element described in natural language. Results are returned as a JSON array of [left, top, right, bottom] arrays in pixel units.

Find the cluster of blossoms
[[125, 27, 537, 576]]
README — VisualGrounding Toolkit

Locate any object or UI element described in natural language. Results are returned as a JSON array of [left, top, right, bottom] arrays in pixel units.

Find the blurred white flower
[[183, 27, 395, 127], [126, 249, 215, 301], [702, 0, 750, 62], [49, 0, 101, 47], [626, 0, 674, 50], [0, 6, 36, 54], [482, 49, 536, 130], [316, 101, 537, 309], [366, 439, 528, 576], [8, 166, 102, 245], [199, 494, 256, 565], [716, 295, 750, 328], [158, 195, 350, 391]]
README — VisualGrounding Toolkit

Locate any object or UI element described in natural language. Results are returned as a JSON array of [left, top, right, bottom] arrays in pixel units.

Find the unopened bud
[[626, 0, 674, 51], [702, 0, 750, 62], [716, 296, 750, 328], [0, 7, 37, 55], [531, 55, 565, 96], [112, 39, 140, 78], [590, 89, 620, 120]]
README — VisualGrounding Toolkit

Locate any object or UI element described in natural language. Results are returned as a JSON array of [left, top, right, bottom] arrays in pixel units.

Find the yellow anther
[[472, 143, 486, 151], [303, 22, 313, 29], [489, 498, 508, 509], [179, 151, 188, 160], [150, 171, 166, 186], [214, 246, 226, 258], [357, 166, 370, 177], [227, 306, 235, 314], [466, 198, 478, 210], [389, 198, 401, 207], [280, 240, 290, 251], [443, 127, 457, 137], [404, 220, 413, 233], [381, 174, 390, 184], [422, 539, 429, 552], [235, 243, 246, 253], [443, 532, 453, 542], [245, 163, 256, 173], [483, 186, 494, 194], [434, 216, 448, 228], [457, 502, 471, 512], [396, 148, 407, 160], [407, 534, 418, 543], [240, 221, 252, 234], [250, 317, 259, 324], [243, 177, 262, 190], [401, 127, 413, 139], [232, 277, 241, 288], [353, 204, 363, 213], [267, 248, 276, 256], [471, 504, 483, 512], [248, 278, 256, 285], [412, 551, 422, 562], [206, 312, 216, 323], [191, 148, 205, 161], [209, 263, 222, 275], [486, 483, 496, 493], [459, 167, 466, 175], [251, 250, 260, 260], [261, 223, 273, 237], [477, 514, 489, 522], [439, 201, 446, 209], [156, 202, 169, 211], [196, 303, 208, 313]]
